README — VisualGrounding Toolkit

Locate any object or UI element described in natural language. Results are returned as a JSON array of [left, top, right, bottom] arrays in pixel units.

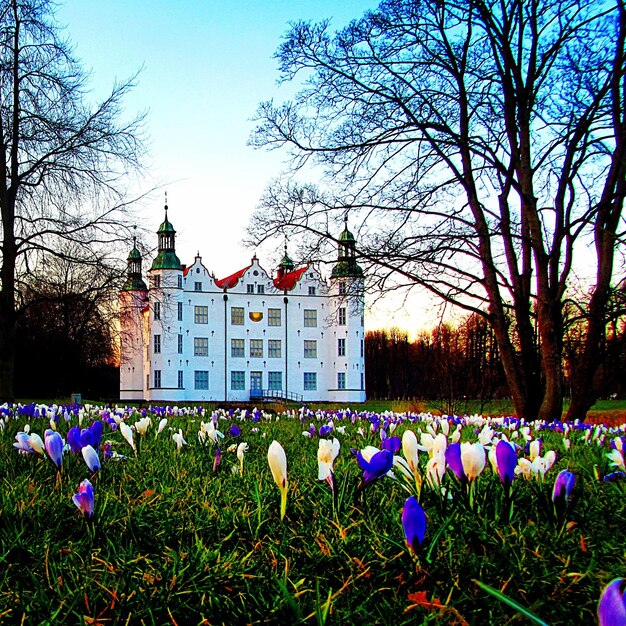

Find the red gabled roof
[[273, 265, 308, 291], [183, 266, 191, 276], [215, 264, 252, 289]]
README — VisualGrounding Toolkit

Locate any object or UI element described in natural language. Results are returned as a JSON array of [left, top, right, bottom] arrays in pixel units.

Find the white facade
[[120, 208, 366, 403]]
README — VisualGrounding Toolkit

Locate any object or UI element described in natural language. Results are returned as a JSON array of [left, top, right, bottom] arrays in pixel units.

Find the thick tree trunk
[[0, 220, 16, 402]]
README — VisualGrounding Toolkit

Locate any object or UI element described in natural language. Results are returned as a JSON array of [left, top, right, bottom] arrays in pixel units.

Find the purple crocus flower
[[598, 578, 626, 626], [356, 449, 394, 486], [228, 424, 241, 438], [103, 442, 113, 460], [604, 471, 626, 482], [495, 440, 517, 490], [381, 435, 401, 455], [67, 426, 82, 453], [445, 442, 465, 482], [14, 432, 34, 454], [402, 496, 427, 554], [552, 469, 576, 520], [319, 423, 333, 437], [552, 470, 576, 503], [79, 427, 94, 449], [72, 479, 94, 519], [90, 421, 103, 449], [44, 430, 64, 469], [213, 446, 222, 473]]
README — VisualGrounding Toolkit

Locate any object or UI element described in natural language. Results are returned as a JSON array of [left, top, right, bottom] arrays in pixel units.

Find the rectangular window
[[250, 339, 263, 358], [304, 340, 317, 359], [268, 308, 281, 326], [231, 338, 245, 358], [268, 371, 282, 391], [247, 284, 254, 294], [154, 301, 161, 320], [194, 337, 209, 357], [178, 370, 184, 389], [338, 307, 347, 325], [308, 286, 316, 296], [231, 307, 244, 325], [338, 338, 346, 357], [231, 370, 245, 390], [361, 372, 364, 390], [304, 372, 317, 391], [257, 284, 265, 294], [194, 305, 208, 324], [194, 281, 202, 292], [177, 302, 183, 321], [338, 372, 346, 390], [153, 334, 161, 354], [361, 339, 364, 358], [154, 370, 161, 388], [268, 339, 282, 358], [194, 370, 209, 390], [177, 334, 183, 354], [178, 275, 182, 288], [303, 309, 317, 327], [153, 275, 161, 288]]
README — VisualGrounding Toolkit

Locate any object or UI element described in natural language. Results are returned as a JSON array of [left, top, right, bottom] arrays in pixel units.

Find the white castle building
[[119, 203, 366, 403]]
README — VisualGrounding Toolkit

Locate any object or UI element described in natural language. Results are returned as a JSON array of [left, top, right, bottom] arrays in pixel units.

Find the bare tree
[[249, 0, 626, 421], [0, 0, 146, 400], [15, 247, 121, 397]]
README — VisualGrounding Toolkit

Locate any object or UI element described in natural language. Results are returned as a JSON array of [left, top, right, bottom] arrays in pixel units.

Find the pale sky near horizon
[[57, 0, 444, 336]]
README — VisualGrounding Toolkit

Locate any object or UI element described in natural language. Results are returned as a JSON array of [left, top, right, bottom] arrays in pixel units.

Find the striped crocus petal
[[402, 496, 427, 554]]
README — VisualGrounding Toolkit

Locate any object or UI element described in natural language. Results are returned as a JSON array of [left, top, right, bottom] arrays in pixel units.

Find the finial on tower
[[164, 191, 168, 215]]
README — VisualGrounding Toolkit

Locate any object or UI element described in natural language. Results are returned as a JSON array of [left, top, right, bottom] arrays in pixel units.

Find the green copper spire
[[122, 235, 148, 291], [151, 197, 182, 271], [331, 217, 363, 278]]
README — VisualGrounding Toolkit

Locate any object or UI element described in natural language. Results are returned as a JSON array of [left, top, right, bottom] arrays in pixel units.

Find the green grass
[[1, 407, 624, 623]]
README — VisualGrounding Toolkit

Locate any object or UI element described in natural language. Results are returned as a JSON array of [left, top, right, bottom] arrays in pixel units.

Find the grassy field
[[1, 404, 625, 624]]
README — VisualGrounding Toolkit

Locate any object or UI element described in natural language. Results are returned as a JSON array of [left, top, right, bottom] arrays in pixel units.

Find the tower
[[120, 236, 148, 401], [147, 200, 184, 401], [329, 218, 366, 402]]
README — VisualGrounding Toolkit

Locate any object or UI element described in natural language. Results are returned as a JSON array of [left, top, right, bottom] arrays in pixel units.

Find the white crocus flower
[[460, 442, 486, 482], [120, 421, 135, 452], [317, 438, 340, 487], [157, 418, 168, 435], [267, 440, 288, 520], [401, 430, 419, 474], [237, 442, 249, 474], [135, 417, 151, 436], [608, 448, 625, 471], [426, 451, 446, 489], [173, 429, 187, 450]]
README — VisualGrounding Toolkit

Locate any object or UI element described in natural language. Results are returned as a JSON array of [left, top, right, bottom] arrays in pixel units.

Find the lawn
[[1, 403, 624, 624]]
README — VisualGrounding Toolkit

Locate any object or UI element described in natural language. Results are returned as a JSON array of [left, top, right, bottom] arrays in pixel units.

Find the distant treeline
[[365, 314, 626, 406]]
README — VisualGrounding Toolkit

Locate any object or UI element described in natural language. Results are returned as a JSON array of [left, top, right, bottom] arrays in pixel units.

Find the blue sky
[[57, 0, 438, 334]]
